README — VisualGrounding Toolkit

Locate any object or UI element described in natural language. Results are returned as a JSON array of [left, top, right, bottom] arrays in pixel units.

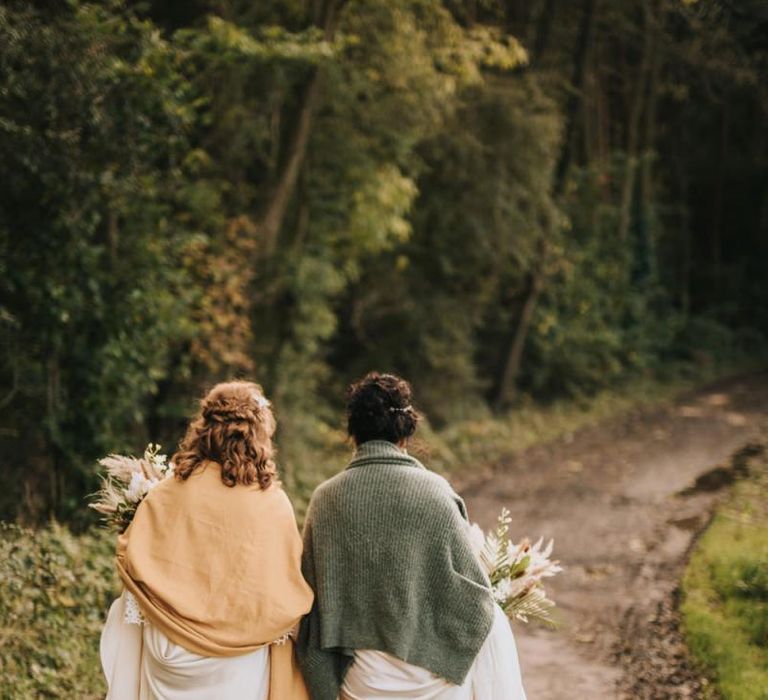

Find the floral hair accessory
[[253, 393, 270, 409]]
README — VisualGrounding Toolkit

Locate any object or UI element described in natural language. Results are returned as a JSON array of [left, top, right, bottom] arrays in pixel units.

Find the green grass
[[681, 457, 768, 700]]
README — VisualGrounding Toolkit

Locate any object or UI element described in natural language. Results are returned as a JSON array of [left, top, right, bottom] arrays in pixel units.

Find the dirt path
[[462, 372, 768, 699]]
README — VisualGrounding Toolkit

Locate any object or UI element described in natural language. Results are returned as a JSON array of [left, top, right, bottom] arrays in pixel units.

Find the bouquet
[[89, 443, 174, 532], [471, 508, 562, 625]]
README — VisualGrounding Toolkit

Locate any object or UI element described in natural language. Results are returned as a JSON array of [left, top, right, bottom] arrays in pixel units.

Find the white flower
[[479, 508, 563, 625], [493, 578, 514, 603], [125, 472, 155, 503], [468, 523, 486, 556], [91, 443, 175, 532]]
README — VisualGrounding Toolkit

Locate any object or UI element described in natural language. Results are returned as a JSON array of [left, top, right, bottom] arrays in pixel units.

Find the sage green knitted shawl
[[296, 440, 495, 700]]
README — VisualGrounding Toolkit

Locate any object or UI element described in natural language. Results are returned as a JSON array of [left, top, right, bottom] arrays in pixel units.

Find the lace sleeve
[[123, 590, 146, 625], [272, 624, 299, 646]]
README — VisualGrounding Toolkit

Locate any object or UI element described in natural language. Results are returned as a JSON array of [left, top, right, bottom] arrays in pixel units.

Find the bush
[[0, 523, 117, 699]]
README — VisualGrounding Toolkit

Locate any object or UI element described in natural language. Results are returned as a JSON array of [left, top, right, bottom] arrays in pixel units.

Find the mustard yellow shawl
[[116, 461, 313, 700]]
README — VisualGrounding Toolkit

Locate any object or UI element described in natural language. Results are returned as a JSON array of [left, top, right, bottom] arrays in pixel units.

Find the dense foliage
[[1, 0, 766, 521], [0, 523, 117, 698]]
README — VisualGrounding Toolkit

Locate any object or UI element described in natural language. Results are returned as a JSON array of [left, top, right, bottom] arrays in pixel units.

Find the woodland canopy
[[1, 0, 766, 521]]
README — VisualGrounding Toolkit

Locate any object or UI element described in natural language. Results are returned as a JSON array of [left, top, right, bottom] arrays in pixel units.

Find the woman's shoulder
[[237, 479, 296, 513], [307, 469, 347, 504], [401, 468, 464, 514], [308, 460, 461, 516], [263, 481, 296, 508], [157, 465, 296, 511]]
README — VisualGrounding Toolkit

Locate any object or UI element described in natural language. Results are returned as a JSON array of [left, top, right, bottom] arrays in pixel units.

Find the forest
[[1, 0, 767, 523]]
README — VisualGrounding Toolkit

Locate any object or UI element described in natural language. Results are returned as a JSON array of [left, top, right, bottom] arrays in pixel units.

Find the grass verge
[[681, 449, 768, 700]]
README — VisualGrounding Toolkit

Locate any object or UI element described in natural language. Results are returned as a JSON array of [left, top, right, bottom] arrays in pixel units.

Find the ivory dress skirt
[[100, 592, 270, 700], [340, 604, 527, 700]]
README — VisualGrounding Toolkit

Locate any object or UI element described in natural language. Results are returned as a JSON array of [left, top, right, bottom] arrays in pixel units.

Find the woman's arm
[[295, 501, 354, 700]]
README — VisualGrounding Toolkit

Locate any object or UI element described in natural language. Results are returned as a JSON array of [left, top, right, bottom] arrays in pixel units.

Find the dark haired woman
[[297, 372, 526, 699], [100, 381, 313, 700]]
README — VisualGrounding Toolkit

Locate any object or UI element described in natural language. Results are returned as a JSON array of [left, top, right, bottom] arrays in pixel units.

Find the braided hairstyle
[[173, 381, 277, 489], [346, 372, 421, 446]]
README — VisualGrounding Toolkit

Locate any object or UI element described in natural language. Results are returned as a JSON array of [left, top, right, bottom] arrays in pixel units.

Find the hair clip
[[253, 394, 270, 409]]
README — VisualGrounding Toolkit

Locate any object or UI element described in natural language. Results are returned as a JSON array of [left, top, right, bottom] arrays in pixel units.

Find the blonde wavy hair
[[173, 381, 277, 489]]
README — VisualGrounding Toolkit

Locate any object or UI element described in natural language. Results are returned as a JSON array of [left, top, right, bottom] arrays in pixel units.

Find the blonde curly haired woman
[[100, 381, 313, 700]]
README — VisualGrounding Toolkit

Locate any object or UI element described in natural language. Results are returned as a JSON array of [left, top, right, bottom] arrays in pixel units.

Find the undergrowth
[[0, 523, 117, 699]]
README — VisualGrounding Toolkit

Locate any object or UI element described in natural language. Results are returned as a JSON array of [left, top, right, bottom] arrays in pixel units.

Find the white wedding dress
[[100, 592, 270, 700], [340, 604, 527, 700], [104, 594, 525, 700]]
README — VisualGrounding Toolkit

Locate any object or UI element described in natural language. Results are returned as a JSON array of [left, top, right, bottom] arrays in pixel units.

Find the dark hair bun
[[346, 372, 420, 446]]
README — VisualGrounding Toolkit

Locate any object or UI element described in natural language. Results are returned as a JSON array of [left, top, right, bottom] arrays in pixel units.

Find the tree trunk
[[710, 102, 729, 275], [637, 1, 662, 280], [494, 267, 545, 409], [531, 0, 558, 64], [256, 0, 343, 256], [596, 48, 610, 170], [292, 162, 311, 253], [618, 1, 654, 241], [553, 0, 598, 195], [498, 0, 597, 409], [582, 56, 598, 165], [640, 21, 661, 212], [679, 172, 691, 316], [504, 0, 533, 40], [495, 4, 557, 407], [258, 72, 321, 256]]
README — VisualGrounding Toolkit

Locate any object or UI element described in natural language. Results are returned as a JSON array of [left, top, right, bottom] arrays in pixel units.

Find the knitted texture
[[296, 440, 495, 700]]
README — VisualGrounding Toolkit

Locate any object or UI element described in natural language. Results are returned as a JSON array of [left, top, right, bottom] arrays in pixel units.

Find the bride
[[297, 371, 527, 700], [100, 381, 313, 700]]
